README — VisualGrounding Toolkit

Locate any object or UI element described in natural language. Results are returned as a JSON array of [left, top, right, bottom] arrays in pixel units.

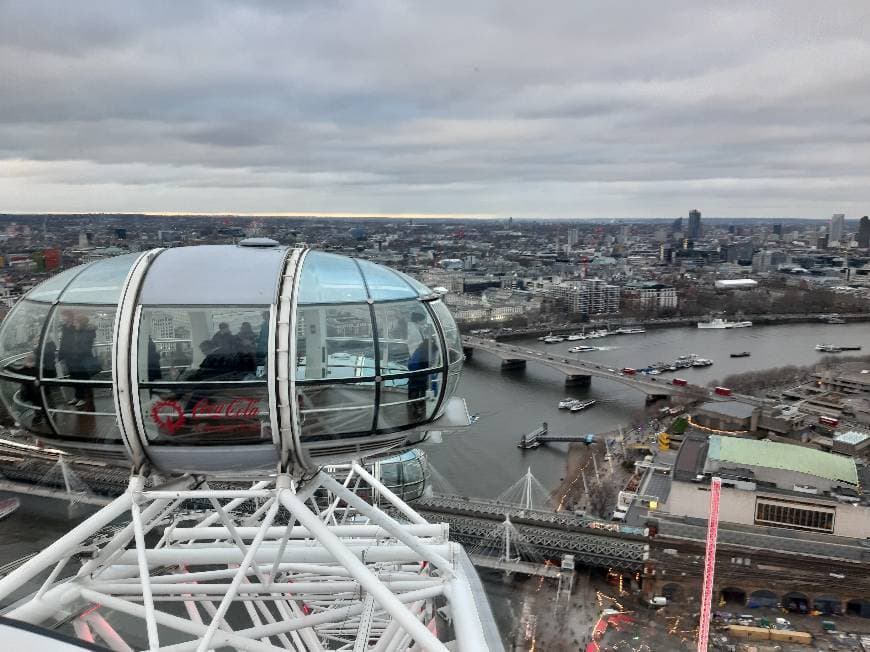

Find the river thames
[[426, 321, 869, 499]]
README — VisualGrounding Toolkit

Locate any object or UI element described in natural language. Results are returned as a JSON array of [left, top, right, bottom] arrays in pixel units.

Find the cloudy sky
[[1, 1, 869, 218]]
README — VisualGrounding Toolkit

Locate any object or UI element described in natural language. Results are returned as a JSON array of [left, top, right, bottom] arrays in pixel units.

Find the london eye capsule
[[0, 242, 466, 475]]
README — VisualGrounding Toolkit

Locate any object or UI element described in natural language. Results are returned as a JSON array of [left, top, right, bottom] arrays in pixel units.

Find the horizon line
[[0, 211, 847, 221]]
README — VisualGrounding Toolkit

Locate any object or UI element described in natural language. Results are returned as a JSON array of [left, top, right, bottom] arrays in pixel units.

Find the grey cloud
[[1, 1, 870, 216]]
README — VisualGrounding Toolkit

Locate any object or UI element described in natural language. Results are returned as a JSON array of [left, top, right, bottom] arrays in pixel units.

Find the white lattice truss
[[0, 464, 491, 651]]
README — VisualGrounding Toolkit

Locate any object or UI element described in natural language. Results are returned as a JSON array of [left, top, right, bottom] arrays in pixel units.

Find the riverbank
[[465, 312, 870, 340]]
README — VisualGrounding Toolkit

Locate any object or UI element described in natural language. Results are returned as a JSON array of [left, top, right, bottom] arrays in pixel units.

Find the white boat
[[569, 345, 598, 353], [558, 398, 577, 409], [692, 357, 714, 367], [816, 344, 843, 352], [543, 335, 564, 344], [567, 334, 584, 341], [617, 327, 646, 334], [570, 399, 596, 412], [0, 496, 20, 521], [697, 318, 752, 329]]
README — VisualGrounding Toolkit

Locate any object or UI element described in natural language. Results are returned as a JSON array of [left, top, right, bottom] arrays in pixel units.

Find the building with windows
[[666, 435, 869, 539], [621, 281, 677, 310], [858, 216, 870, 249], [830, 213, 845, 245], [550, 278, 619, 315], [688, 209, 702, 240]]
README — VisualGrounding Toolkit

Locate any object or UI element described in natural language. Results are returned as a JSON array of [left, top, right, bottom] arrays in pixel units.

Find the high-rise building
[[829, 213, 845, 244], [671, 217, 683, 234], [773, 224, 782, 236], [688, 210, 702, 240], [858, 216, 870, 248]]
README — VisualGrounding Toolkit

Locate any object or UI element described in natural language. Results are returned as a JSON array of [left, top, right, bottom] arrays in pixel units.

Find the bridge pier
[[565, 374, 591, 388], [645, 394, 670, 405], [501, 359, 527, 370], [462, 346, 474, 360]]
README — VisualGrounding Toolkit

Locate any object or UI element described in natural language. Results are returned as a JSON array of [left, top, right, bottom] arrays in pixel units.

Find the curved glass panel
[[0, 301, 51, 432], [142, 387, 271, 445], [138, 307, 269, 382], [298, 382, 376, 439], [295, 305, 375, 381], [356, 259, 417, 301], [58, 253, 138, 305], [297, 251, 367, 304], [44, 306, 116, 381], [394, 270, 434, 297], [0, 301, 49, 370], [138, 246, 286, 305], [377, 371, 441, 430], [138, 307, 271, 446], [430, 300, 463, 365], [26, 267, 83, 303], [375, 448, 428, 501], [0, 378, 51, 434], [44, 384, 121, 443], [374, 301, 442, 375]]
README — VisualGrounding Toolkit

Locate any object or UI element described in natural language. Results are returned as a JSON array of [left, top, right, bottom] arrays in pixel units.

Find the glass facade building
[[0, 243, 465, 474]]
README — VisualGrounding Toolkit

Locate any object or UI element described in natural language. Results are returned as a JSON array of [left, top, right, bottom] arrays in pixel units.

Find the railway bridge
[[409, 493, 650, 571], [461, 335, 766, 407]]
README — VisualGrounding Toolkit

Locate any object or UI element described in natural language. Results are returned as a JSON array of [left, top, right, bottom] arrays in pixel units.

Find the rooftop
[[834, 430, 870, 446], [697, 400, 756, 419], [707, 435, 858, 486]]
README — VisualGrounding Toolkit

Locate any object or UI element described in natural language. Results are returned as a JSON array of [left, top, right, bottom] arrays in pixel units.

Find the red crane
[[697, 477, 722, 652]]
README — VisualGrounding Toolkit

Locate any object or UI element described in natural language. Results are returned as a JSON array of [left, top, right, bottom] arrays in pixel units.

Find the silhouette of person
[[407, 336, 431, 421], [211, 322, 237, 352], [69, 314, 98, 408], [237, 321, 256, 374], [255, 311, 269, 370]]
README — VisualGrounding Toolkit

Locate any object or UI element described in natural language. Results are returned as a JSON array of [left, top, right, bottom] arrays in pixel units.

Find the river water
[[426, 321, 869, 498]]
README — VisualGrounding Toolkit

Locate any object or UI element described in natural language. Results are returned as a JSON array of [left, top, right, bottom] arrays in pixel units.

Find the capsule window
[[138, 307, 271, 446]]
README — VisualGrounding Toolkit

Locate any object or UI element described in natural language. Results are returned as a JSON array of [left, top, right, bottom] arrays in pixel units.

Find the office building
[[688, 210, 702, 240], [829, 213, 845, 245], [858, 216, 870, 248]]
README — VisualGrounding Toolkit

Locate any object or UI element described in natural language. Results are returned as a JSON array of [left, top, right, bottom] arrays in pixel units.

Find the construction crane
[[697, 476, 722, 652]]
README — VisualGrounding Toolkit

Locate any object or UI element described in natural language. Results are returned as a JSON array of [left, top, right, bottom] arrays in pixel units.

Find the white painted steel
[[277, 487, 449, 652], [0, 469, 497, 651]]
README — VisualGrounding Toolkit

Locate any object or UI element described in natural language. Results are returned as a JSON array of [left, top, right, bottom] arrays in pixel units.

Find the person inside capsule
[[140, 308, 272, 445]]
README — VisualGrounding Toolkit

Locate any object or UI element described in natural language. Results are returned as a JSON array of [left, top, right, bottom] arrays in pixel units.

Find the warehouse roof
[[707, 436, 858, 485]]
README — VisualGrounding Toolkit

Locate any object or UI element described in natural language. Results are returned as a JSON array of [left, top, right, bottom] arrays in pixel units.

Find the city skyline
[[2, 2, 870, 217]]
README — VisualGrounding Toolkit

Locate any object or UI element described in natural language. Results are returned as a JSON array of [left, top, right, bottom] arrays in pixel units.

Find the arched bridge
[[461, 335, 765, 406]]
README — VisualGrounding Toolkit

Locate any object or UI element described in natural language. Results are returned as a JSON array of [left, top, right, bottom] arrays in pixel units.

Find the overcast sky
[[1, 1, 869, 219]]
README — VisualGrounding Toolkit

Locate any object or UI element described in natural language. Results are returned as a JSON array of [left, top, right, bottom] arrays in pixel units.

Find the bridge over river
[[461, 335, 766, 407], [408, 493, 650, 572]]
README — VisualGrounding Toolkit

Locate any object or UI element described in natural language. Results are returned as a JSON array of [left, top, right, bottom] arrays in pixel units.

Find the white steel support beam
[[0, 491, 132, 604], [319, 473, 454, 577], [131, 477, 160, 651], [196, 498, 282, 652], [351, 462, 427, 525], [278, 487, 449, 652]]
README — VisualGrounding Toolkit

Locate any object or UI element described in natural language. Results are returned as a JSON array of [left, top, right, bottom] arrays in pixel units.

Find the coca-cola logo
[[150, 397, 261, 435], [151, 400, 186, 435]]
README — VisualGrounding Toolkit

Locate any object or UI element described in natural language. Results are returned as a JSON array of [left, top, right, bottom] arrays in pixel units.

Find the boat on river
[[815, 344, 861, 353], [570, 399, 596, 412], [697, 318, 752, 329], [569, 345, 598, 353], [730, 352, 751, 358]]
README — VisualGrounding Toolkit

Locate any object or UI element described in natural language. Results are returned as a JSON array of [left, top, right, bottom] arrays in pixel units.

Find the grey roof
[[697, 400, 756, 419], [139, 245, 289, 305], [834, 430, 870, 445]]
